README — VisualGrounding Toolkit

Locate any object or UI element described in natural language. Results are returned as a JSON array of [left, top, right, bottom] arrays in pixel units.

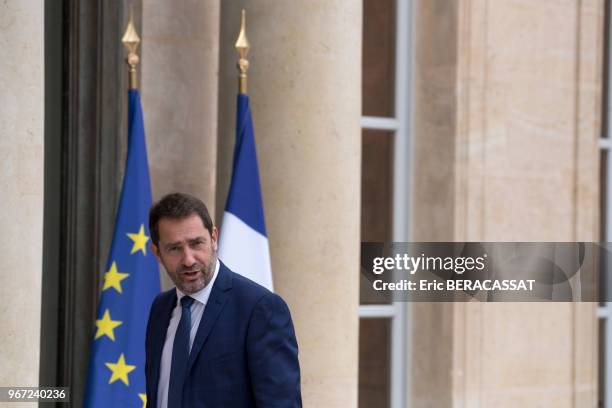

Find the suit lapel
[[150, 290, 177, 406], [187, 262, 233, 372]]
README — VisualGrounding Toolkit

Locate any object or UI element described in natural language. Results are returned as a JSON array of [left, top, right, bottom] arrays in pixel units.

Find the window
[[598, 2, 612, 407], [359, 0, 412, 407]]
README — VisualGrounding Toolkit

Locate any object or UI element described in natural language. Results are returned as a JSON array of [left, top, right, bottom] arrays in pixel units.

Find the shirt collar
[[175, 258, 220, 306]]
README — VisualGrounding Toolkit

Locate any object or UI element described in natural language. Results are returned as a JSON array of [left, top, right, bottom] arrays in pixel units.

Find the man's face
[[151, 214, 218, 294]]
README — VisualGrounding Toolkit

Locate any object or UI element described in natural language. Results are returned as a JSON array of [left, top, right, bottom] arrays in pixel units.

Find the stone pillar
[[0, 0, 44, 391], [141, 0, 220, 289], [410, 1, 459, 405], [412, 0, 602, 406], [217, 1, 362, 406]]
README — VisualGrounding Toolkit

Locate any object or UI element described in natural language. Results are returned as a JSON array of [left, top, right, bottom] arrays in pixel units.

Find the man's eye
[[169, 246, 179, 252], [191, 240, 204, 248]]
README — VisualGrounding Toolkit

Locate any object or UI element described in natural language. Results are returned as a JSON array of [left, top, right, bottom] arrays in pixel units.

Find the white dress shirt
[[157, 259, 220, 408]]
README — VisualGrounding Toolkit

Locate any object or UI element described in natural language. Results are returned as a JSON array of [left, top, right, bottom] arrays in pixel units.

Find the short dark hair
[[149, 192, 214, 246]]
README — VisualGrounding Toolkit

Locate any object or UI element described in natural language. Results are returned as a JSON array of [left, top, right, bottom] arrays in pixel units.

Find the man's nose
[[182, 247, 196, 267]]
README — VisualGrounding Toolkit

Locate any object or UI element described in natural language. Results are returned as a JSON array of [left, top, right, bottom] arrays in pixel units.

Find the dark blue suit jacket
[[145, 262, 302, 407]]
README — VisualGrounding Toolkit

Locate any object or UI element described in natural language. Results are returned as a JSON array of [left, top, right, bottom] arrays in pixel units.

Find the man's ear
[[151, 242, 161, 261], [211, 227, 219, 251]]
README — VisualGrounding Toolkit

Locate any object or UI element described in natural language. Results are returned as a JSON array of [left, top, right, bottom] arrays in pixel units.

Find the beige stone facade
[[0, 0, 608, 406], [0, 0, 44, 396], [141, 0, 221, 290], [412, 0, 602, 406]]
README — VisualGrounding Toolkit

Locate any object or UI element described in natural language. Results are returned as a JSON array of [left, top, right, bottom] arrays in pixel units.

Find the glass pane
[[362, 0, 396, 117], [601, 151, 608, 307], [601, 250, 608, 308], [361, 130, 394, 305], [603, 0, 611, 138], [602, 150, 608, 242], [599, 318, 606, 407], [361, 130, 393, 242], [358, 318, 391, 408]]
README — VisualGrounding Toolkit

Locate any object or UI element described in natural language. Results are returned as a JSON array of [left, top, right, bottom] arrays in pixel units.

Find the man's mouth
[[181, 269, 201, 280]]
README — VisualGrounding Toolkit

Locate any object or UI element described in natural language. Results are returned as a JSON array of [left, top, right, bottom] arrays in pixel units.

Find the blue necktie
[[168, 296, 195, 407]]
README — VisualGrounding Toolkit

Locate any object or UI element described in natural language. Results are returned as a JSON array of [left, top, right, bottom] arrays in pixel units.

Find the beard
[[167, 253, 217, 295]]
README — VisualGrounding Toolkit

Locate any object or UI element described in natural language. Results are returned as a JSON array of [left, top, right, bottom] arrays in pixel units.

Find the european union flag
[[84, 89, 160, 407]]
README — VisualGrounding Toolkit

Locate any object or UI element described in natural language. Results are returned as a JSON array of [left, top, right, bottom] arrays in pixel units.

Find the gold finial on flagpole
[[122, 7, 141, 90], [235, 9, 250, 94]]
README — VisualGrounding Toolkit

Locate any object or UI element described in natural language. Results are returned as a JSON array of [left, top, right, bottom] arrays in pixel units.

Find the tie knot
[[181, 296, 195, 309]]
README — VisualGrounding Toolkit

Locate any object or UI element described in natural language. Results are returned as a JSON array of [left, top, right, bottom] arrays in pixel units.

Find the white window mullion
[[390, 1, 411, 408], [359, 304, 397, 318], [361, 116, 399, 131]]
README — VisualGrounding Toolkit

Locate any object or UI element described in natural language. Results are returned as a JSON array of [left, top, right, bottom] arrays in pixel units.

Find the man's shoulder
[[220, 262, 282, 306], [222, 267, 296, 341], [223, 264, 270, 294], [151, 287, 176, 309]]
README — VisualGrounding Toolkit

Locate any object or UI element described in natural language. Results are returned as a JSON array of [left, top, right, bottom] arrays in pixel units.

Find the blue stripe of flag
[[225, 94, 268, 237]]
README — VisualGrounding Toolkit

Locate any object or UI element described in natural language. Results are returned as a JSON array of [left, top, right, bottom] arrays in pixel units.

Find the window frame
[[359, 1, 413, 407], [598, 1, 612, 406]]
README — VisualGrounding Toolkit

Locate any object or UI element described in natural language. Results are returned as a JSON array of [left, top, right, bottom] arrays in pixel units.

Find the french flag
[[218, 93, 273, 291]]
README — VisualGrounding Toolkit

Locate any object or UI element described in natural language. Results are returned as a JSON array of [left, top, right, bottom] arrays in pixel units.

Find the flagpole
[[84, 12, 160, 407], [219, 9, 274, 290], [122, 9, 141, 90], [235, 9, 249, 94]]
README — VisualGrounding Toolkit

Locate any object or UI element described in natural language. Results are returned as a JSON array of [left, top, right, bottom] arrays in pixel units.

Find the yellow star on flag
[[95, 309, 123, 341], [127, 224, 149, 255], [138, 393, 147, 408], [105, 353, 136, 386], [103, 262, 129, 293]]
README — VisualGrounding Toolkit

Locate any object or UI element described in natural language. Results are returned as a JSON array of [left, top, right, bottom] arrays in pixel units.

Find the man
[[145, 192, 302, 407]]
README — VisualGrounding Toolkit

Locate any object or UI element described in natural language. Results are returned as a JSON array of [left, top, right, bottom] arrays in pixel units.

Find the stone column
[[410, 1, 459, 405], [0, 0, 44, 391], [141, 0, 220, 289], [412, 0, 602, 406], [217, 1, 362, 406]]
